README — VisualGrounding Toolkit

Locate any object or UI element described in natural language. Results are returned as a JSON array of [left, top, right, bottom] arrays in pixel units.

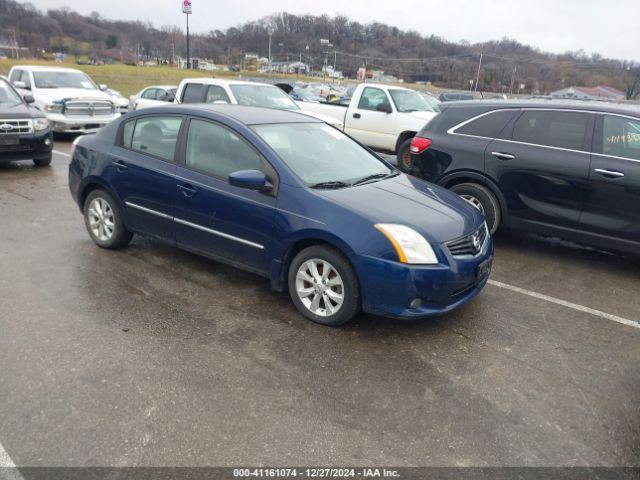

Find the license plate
[[0, 135, 19, 146], [477, 258, 492, 279]]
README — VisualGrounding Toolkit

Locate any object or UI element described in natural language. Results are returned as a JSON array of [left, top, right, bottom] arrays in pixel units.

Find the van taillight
[[410, 137, 432, 154]]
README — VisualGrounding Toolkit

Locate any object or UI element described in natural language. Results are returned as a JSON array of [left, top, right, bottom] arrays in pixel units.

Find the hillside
[[1, 0, 638, 95]]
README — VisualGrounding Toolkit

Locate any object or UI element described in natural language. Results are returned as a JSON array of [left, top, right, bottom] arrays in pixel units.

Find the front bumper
[[357, 235, 494, 319], [46, 112, 121, 133], [0, 129, 53, 161]]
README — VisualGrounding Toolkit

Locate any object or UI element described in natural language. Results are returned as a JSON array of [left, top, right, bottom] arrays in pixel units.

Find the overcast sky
[[27, 0, 640, 61]]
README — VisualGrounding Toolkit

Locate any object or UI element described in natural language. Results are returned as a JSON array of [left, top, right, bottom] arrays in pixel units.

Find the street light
[[267, 27, 274, 78]]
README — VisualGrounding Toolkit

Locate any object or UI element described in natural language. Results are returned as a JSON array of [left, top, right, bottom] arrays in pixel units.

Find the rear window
[[455, 110, 518, 138], [181, 83, 203, 103], [512, 110, 590, 151]]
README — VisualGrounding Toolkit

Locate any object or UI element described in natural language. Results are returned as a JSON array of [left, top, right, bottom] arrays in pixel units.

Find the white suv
[[8, 66, 121, 134]]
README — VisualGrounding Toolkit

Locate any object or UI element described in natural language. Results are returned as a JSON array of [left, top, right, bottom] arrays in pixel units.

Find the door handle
[[178, 183, 197, 197], [353, 113, 361, 119], [491, 152, 516, 161], [112, 160, 128, 172], [594, 168, 625, 178]]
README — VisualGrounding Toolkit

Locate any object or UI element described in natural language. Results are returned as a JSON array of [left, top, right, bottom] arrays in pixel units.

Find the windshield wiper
[[309, 180, 352, 189], [352, 171, 399, 186]]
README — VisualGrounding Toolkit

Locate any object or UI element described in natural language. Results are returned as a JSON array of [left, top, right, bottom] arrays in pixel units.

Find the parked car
[[105, 88, 130, 114], [289, 87, 325, 103], [174, 78, 344, 129], [408, 101, 640, 255], [439, 92, 477, 102], [8, 66, 121, 134], [130, 85, 177, 111], [0, 76, 53, 166], [68, 104, 493, 325], [298, 83, 439, 166]]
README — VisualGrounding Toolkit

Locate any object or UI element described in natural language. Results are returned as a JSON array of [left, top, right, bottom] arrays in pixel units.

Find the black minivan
[[407, 101, 640, 255]]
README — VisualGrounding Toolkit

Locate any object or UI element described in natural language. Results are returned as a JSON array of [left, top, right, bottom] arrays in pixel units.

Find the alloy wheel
[[88, 197, 115, 242], [461, 194, 485, 215], [295, 259, 345, 317]]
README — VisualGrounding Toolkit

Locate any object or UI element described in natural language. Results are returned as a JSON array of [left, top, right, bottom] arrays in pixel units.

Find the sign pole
[[182, 0, 192, 69]]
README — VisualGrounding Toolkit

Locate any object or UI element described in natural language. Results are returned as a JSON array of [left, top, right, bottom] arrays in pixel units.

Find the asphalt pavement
[[0, 139, 638, 467]]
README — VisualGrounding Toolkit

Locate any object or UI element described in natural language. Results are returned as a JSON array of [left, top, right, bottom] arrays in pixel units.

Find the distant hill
[[1, 0, 638, 96]]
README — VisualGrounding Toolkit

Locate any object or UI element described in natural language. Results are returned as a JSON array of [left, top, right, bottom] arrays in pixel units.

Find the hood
[[35, 88, 113, 104], [0, 102, 40, 119], [315, 174, 483, 244], [403, 110, 438, 121], [297, 110, 343, 127]]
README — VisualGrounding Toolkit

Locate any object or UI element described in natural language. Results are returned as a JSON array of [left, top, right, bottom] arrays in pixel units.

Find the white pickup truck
[[174, 78, 344, 129], [8, 66, 121, 133], [298, 83, 438, 165]]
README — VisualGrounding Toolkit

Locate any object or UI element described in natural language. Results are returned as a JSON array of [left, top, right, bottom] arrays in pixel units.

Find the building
[[550, 85, 626, 101]]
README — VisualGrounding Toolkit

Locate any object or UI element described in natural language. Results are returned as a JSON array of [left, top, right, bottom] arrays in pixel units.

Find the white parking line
[[52, 150, 70, 158], [488, 279, 639, 329], [0, 441, 24, 480]]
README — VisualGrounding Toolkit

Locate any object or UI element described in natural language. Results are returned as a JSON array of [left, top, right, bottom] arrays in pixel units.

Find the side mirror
[[377, 102, 392, 114], [164, 93, 175, 102], [99, 84, 108, 91], [13, 81, 27, 90], [23, 94, 35, 104], [228, 170, 271, 192]]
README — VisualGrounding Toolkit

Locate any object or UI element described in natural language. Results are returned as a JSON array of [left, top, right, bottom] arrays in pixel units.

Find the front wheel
[[83, 189, 133, 249], [33, 154, 52, 167], [396, 138, 414, 173], [450, 182, 502, 234], [288, 246, 360, 326]]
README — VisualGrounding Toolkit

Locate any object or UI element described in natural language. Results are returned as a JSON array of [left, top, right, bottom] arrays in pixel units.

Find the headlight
[[33, 118, 50, 131], [375, 224, 438, 265], [44, 102, 64, 113]]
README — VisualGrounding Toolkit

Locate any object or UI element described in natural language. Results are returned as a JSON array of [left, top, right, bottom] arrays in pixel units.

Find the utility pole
[[268, 28, 274, 79], [182, 0, 192, 69], [509, 65, 517, 95], [474, 50, 483, 92]]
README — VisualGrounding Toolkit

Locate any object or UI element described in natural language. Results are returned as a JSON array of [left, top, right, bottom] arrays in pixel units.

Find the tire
[[396, 138, 414, 173], [450, 182, 502, 234], [288, 245, 360, 326], [83, 189, 133, 249], [33, 154, 52, 167]]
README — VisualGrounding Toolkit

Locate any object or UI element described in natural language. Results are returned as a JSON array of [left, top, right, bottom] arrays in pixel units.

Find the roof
[[180, 78, 267, 87], [441, 99, 640, 117], [138, 104, 322, 125], [12, 65, 85, 73], [551, 85, 626, 99]]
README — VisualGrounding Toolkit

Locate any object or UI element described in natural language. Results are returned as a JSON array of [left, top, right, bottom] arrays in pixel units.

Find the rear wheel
[[396, 138, 414, 173], [288, 246, 360, 326], [450, 182, 502, 234], [83, 189, 133, 249]]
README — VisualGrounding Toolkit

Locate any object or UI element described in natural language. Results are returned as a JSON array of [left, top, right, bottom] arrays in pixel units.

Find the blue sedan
[[68, 104, 493, 326]]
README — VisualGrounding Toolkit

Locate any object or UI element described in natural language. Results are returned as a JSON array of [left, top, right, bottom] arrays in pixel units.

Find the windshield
[[230, 84, 299, 110], [33, 71, 97, 90], [253, 123, 392, 187], [0, 79, 23, 107], [389, 89, 433, 113], [420, 93, 441, 112]]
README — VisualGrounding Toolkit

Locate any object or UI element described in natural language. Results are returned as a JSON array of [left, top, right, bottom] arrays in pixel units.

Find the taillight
[[410, 137, 432, 154]]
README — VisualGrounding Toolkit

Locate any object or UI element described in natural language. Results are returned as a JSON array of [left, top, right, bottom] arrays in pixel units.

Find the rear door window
[[512, 110, 590, 151], [357, 87, 390, 111], [181, 83, 204, 103], [205, 85, 231, 104], [128, 116, 183, 162], [600, 115, 640, 160], [455, 110, 518, 138]]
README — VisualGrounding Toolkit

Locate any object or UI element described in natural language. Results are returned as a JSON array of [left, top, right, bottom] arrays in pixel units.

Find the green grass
[[0, 58, 446, 97]]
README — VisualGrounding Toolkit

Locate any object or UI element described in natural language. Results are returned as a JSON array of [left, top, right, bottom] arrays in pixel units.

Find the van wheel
[[83, 189, 133, 249], [288, 246, 360, 326], [396, 138, 414, 173], [451, 183, 501, 234]]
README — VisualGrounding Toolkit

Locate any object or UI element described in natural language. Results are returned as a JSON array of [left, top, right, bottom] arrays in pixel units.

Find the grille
[[0, 119, 32, 134], [446, 224, 488, 257], [64, 100, 113, 117]]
